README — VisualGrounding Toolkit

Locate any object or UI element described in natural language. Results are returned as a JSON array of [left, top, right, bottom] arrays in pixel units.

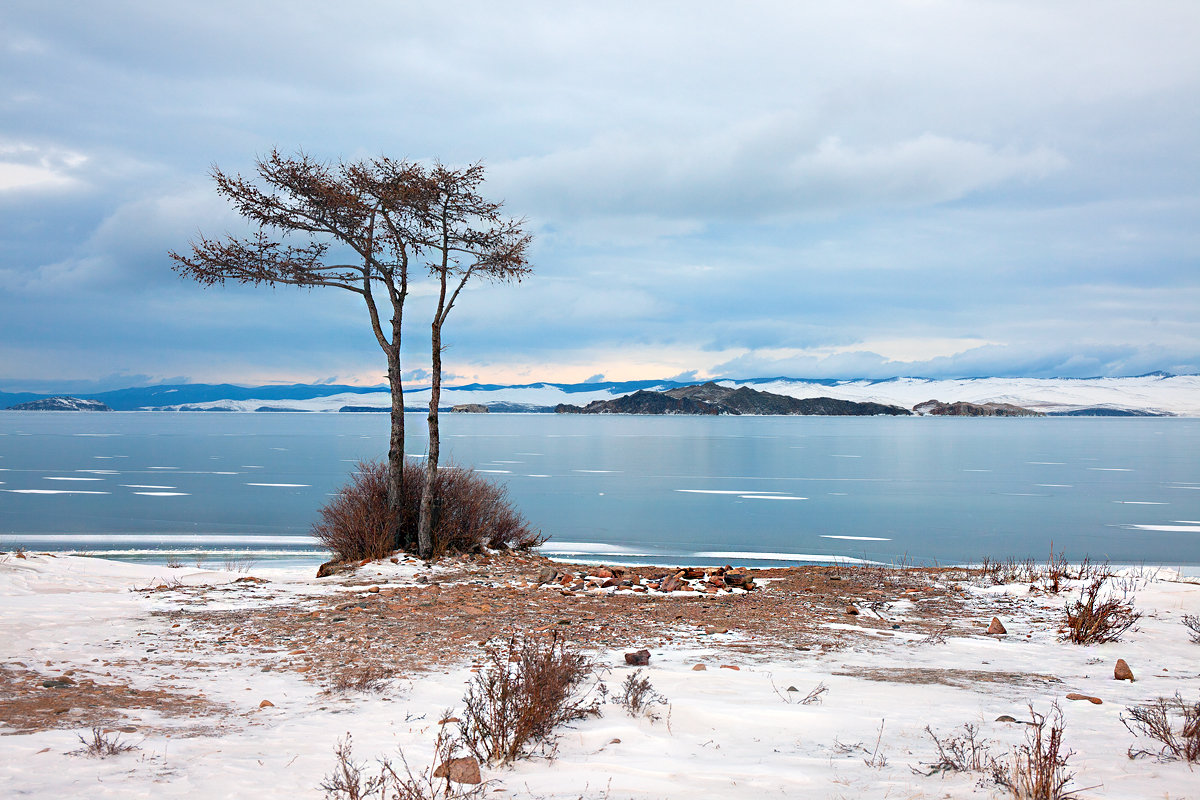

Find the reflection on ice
[[821, 535, 891, 541], [738, 495, 807, 501], [4, 489, 110, 495], [1130, 524, 1200, 532], [676, 489, 782, 495]]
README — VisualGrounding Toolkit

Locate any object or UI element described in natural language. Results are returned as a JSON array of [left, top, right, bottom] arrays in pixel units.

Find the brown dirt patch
[[0, 662, 227, 736], [832, 667, 1063, 690], [153, 553, 995, 688]]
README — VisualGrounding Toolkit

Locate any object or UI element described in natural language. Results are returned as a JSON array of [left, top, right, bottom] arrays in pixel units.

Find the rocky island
[[555, 382, 910, 416], [5, 396, 112, 411], [912, 399, 1043, 417]]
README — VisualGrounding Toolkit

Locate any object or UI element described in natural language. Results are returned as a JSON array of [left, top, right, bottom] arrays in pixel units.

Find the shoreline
[[3, 550, 1199, 797]]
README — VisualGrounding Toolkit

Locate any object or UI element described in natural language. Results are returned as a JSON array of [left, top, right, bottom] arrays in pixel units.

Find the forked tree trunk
[[416, 322, 442, 559], [385, 348, 407, 551]]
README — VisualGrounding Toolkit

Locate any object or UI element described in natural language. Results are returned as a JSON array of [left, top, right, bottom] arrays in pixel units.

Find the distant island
[[5, 396, 112, 412], [912, 399, 1042, 417], [555, 382, 911, 416]]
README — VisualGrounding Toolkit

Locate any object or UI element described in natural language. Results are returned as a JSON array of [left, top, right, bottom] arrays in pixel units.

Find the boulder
[[316, 559, 352, 578], [987, 617, 1007, 635], [724, 572, 749, 588], [624, 649, 651, 666], [433, 756, 482, 784], [1114, 659, 1135, 681], [659, 572, 685, 593]]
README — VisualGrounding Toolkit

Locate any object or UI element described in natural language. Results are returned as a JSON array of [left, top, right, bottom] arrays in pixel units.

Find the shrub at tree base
[[313, 459, 542, 562]]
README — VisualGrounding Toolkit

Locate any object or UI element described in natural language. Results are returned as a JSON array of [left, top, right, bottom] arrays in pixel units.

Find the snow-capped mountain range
[[3, 373, 1197, 416]]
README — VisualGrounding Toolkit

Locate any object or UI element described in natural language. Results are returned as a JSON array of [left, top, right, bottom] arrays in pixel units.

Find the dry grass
[[614, 670, 666, 720], [222, 553, 258, 573], [313, 459, 543, 562], [75, 726, 137, 758], [1063, 578, 1141, 644], [328, 663, 393, 695], [456, 633, 600, 765], [993, 703, 1078, 800], [321, 732, 486, 800], [920, 723, 995, 775], [1123, 693, 1200, 764]]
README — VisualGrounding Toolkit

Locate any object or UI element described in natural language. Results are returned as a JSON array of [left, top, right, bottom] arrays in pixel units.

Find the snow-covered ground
[[2, 553, 1198, 798], [747, 374, 1200, 417], [144, 374, 1200, 416]]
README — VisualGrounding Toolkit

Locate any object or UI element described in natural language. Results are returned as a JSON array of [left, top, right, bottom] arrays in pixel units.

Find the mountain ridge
[[1, 373, 1197, 415]]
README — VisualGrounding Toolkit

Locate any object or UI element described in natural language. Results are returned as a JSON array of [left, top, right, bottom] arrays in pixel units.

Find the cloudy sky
[[2, 1, 1198, 391]]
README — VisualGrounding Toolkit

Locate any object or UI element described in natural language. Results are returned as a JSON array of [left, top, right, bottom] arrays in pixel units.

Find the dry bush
[[615, 670, 666, 720], [920, 723, 995, 775], [322, 735, 386, 800], [322, 731, 486, 800], [1183, 614, 1200, 644], [772, 679, 828, 705], [165, 555, 185, 568], [313, 459, 542, 562], [457, 633, 600, 766], [328, 663, 392, 695], [993, 704, 1077, 800], [1123, 693, 1200, 764], [430, 466, 544, 557], [222, 552, 257, 573], [980, 557, 1037, 585], [1063, 578, 1141, 644], [75, 726, 137, 758]]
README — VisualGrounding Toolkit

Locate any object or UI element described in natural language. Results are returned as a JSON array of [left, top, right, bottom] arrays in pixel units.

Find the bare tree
[[415, 164, 532, 558], [169, 150, 430, 551]]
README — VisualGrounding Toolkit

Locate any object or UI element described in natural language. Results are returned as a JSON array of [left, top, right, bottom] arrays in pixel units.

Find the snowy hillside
[[137, 374, 1200, 416]]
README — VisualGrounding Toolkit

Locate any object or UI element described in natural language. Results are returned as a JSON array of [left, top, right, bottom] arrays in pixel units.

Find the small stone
[[720, 664, 740, 671], [259, 699, 274, 708], [433, 756, 481, 785], [724, 572, 748, 588], [995, 715, 1018, 723], [844, 605, 859, 616], [704, 626, 729, 635], [987, 617, 1007, 635], [389, 557, 399, 564], [786, 686, 799, 692], [595, 568, 614, 579], [41, 679, 73, 689], [608, 738, 621, 745], [535, 567, 558, 585], [1066, 693, 1103, 704], [625, 649, 651, 666], [1114, 659, 1135, 681], [368, 586, 380, 593], [692, 664, 707, 671]]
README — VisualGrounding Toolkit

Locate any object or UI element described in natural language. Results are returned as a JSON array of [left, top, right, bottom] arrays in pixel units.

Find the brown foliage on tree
[[170, 151, 530, 558], [416, 164, 532, 558]]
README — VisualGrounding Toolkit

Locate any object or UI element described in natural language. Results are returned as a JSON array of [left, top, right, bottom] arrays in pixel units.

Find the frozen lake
[[1, 411, 1197, 567]]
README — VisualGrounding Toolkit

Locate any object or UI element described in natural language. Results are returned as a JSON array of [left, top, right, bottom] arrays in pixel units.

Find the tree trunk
[[385, 348, 408, 552], [417, 321, 442, 559]]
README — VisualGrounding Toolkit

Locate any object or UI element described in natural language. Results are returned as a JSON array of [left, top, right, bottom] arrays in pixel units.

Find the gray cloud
[[1, 1, 1197, 386]]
